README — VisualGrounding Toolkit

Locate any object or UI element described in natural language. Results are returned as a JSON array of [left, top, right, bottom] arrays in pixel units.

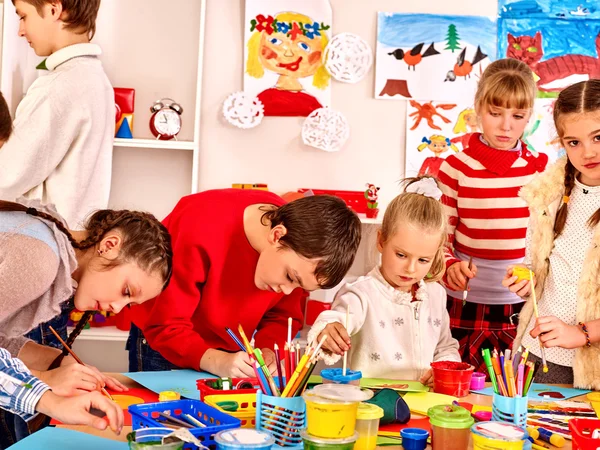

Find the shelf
[[359, 215, 382, 225], [69, 326, 129, 342], [113, 138, 195, 151]]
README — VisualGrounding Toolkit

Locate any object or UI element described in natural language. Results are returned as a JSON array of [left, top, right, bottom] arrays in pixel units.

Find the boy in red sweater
[[128, 189, 361, 377]]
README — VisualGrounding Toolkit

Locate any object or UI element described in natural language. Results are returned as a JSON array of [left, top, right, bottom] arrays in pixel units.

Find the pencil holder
[[256, 391, 306, 449], [491, 393, 528, 428]]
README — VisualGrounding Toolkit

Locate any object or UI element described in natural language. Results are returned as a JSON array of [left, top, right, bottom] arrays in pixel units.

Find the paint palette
[[527, 400, 597, 439]]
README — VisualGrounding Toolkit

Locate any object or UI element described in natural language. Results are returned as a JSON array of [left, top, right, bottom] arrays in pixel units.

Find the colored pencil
[[237, 325, 255, 357], [48, 325, 113, 401], [296, 342, 301, 366], [512, 345, 522, 374], [482, 349, 499, 394], [289, 345, 297, 374], [273, 343, 284, 390], [225, 327, 246, 352], [285, 318, 293, 385], [529, 270, 548, 373]]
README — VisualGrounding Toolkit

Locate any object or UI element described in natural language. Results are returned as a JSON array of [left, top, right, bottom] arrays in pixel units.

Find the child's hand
[[502, 265, 534, 298], [446, 260, 477, 291], [200, 349, 255, 377], [419, 368, 434, 387], [318, 322, 351, 356], [530, 316, 588, 349], [261, 348, 278, 375]]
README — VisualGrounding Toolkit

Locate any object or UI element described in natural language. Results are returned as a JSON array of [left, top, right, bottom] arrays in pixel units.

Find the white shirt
[[308, 266, 460, 380], [522, 179, 600, 366], [0, 43, 114, 229]]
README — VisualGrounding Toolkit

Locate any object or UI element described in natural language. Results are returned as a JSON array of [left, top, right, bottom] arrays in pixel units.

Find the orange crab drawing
[[409, 100, 457, 131]]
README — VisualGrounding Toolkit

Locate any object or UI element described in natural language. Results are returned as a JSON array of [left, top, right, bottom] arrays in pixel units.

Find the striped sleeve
[[0, 348, 50, 420], [438, 157, 461, 268]]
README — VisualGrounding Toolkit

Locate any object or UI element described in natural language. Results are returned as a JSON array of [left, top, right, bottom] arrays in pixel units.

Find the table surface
[[58, 374, 586, 449]]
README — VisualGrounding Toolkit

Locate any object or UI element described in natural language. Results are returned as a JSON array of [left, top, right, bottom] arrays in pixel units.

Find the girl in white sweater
[[309, 177, 460, 384]]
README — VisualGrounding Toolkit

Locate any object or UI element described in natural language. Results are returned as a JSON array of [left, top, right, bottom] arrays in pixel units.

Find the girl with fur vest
[[504, 79, 600, 389]]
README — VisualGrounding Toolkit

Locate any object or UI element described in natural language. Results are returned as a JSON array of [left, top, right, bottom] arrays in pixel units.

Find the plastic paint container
[[470, 372, 487, 391], [214, 428, 275, 450], [471, 421, 528, 450], [430, 361, 475, 397], [300, 430, 358, 450], [128, 428, 184, 450], [400, 428, 429, 450], [302, 384, 373, 439], [428, 404, 474, 450], [355, 403, 384, 450], [588, 392, 600, 419], [320, 368, 362, 385]]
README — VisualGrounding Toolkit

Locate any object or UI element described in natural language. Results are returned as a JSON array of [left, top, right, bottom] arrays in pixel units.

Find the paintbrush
[[342, 305, 350, 376], [529, 270, 548, 373], [463, 255, 474, 305], [48, 325, 113, 400]]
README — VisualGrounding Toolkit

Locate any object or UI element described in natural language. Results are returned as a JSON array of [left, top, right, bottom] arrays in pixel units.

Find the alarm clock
[[149, 98, 183, 140]]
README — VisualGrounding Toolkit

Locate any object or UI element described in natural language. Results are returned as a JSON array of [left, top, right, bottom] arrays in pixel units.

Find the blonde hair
[[245, 12, 330, 89], [380, 176, 447, 282], [417, 135, 459, 153], [453, 108, 475, 134], [474, 58, 536, 114]]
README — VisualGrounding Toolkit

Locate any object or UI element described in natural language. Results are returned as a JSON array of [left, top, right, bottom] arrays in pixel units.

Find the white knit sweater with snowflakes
[[308, 266, 460, 380]]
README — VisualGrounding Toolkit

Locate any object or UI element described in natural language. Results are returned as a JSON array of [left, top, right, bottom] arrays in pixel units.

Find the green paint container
[[300, 430, 358, 449]]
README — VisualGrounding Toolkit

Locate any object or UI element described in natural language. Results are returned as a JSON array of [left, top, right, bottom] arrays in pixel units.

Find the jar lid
[[427, 404, 474, 429], [357, 402, 384, 420], [215, 428, 275, 447], [471, 421, 526, 441], [308, 383, 373, 403], [300, 430, 358, 445], [321, 368, 363, 382]]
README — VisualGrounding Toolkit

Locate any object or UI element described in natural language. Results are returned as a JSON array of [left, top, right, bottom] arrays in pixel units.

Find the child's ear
[[269, 224, 288, 245], [376, 229, 384, 253], [50, 1, 64, 20]]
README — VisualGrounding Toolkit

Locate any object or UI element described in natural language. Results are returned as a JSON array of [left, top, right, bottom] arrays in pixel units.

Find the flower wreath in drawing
[[250, 14, 330, 40]]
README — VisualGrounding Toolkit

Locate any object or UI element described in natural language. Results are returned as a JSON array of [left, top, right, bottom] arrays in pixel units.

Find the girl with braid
[[505, 79, 600, 388], [0, 198, 172, 434]]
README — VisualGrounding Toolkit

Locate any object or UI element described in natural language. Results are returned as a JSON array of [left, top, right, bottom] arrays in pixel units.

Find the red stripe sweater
[[130, 189, 306, 370], [438, 134, 548, 265]]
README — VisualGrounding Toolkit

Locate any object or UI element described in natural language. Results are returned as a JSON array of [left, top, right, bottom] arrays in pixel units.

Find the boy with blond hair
[[0, 0, 114, 229]]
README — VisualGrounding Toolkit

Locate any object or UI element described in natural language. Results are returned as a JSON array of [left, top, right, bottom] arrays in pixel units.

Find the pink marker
[[517, 363, 525, 397]]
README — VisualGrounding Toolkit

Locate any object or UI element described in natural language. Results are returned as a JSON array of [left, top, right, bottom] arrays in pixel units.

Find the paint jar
[[400, 428, 429, 450], [302, 384, 373, 439], [354, 403, 384, 450], [320, 368, 362, 385], [492, 393, 528, 427], [430, 361, 475, 397], [300, 430, 358, 450], [128, 428, 184, 450], [470, 372, 487, 391], [428, 404, 474, 450], [471, 421, 530, 450], [214, 428, 275, 450]]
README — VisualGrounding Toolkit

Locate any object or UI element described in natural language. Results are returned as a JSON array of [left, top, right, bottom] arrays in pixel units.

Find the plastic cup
[[214, 428, 275, 450], [587, 392, 600, 419], [355, 403, 384, 450], [428, 404, 474, 450], [302, 384, 373, 439], [430, 361, 474, 397], [300, 430, 358, 450], [400, 428, 429, 450], [470, 372, 486, 391], [128, 428, 184, 450], [320, 368, 362, 385]]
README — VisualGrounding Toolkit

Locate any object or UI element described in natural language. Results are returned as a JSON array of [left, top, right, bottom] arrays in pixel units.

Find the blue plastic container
[[320, 368, 362, 385], [400, 428, 429, 450], [491, 393, 528, 427], [128, 428, 183, 450], [255, 391, 306, 449], [129, 399, 241, 449], [214, 428, 275, 449]]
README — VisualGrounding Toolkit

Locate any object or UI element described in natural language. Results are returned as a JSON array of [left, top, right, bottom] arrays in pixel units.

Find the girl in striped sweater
[[437, 58, 548, 374]]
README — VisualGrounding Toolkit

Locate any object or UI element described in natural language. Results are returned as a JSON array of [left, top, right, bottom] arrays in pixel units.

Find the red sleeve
[[253, 288, 307, 351], [133, 221, 210, 370]]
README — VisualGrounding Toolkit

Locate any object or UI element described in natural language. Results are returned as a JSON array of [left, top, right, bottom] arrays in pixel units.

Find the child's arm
[[432, 301, 461, 363], [503, 217, 535, 298]]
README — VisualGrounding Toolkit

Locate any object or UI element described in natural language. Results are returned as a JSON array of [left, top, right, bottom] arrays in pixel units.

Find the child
[[0, 198, 172, 436], [309, 177, 460, 383], [0, 0, 114, 228], [506, 79, 600, 389], [437, 58, 548, 375], [129, 189, 362, 377]]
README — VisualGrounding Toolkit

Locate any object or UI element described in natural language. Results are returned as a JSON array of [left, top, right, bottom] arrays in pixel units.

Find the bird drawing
[[388, 43, 440, 71]]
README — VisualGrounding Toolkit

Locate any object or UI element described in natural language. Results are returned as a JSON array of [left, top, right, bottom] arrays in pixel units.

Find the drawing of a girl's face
[[259, 32, 323, 79], [429, 140, 449, 156], [465, 111, 478, 130]]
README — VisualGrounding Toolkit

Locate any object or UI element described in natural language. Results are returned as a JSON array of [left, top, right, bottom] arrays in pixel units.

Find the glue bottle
[[527, 427, 566, 448]]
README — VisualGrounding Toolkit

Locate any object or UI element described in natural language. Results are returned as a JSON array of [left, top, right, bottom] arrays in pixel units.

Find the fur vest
[[514, 157, 600, 389]]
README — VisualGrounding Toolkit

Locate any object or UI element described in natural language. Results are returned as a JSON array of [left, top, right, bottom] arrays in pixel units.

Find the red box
[[196, 378, 261, 401], [298, 189, 367, 214], [570, 418, 600, 450]]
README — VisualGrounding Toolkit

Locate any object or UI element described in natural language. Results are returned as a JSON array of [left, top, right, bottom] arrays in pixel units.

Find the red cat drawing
[[507, 31, 600, 92]]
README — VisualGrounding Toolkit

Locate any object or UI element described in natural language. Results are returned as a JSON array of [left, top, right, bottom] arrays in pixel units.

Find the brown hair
[[380, 176, 447, 282], [0, 92, 12, 142], [13, 0, 100, 39], [474, 58, 537, 114], [553, 79, 600, 237], [0, 200, 173, 354], [262, 195, 361, 289]]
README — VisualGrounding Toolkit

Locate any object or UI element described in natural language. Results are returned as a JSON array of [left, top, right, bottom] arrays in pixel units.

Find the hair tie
[[421, 137, 431, 144], [563, 195, 570, 204], [26, 207, 38, 216], [445, 138, 451, 145], [405, 178, 443, 201]]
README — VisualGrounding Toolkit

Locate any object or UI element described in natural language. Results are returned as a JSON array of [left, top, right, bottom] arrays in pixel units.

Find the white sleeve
[[431, 285, 461, 362]]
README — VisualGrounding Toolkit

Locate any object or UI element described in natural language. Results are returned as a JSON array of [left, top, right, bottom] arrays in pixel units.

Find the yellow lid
[[587, 392, 600, 402], [159, 391, 181, 402], [357, 402, 384, 420]]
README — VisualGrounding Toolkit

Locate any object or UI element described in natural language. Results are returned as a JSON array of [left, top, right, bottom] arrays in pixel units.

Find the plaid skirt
[[446, 296, 524, 375]]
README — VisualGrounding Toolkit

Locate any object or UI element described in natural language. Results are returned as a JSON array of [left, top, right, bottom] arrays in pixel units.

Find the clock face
[[154, 109, 181, 136]]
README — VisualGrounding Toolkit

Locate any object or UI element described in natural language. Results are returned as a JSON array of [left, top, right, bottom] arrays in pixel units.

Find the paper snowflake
[[222, 92, 264, 129], [302, 107, 350, 152], [323, 32, 373, 83]]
